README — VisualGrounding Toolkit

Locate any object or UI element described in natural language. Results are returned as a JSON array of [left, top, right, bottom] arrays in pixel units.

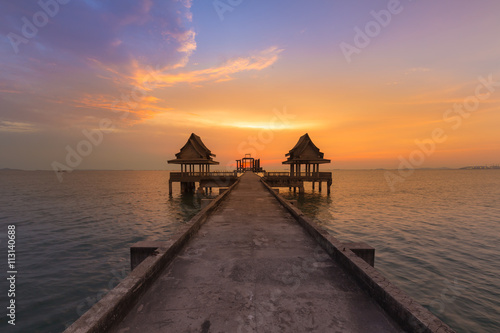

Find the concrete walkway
[[111, 172, 402, 332]]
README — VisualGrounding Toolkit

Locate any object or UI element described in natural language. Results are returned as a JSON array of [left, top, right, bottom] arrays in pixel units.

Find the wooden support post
[[319, 181, 322, 192], [312, 181, 315, 190], [327, 180, 331, 195], [169, 180, 173, 195]]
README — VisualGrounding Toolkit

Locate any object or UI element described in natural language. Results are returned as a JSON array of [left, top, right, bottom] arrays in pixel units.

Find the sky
[[1, 0, 499, 171]]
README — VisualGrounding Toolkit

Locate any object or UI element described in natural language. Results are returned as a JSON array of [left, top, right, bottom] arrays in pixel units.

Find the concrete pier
[[110, 173, 401, 332], [66, 172, 454, 333]]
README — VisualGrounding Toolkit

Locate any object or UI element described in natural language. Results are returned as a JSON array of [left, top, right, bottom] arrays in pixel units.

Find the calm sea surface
[[0, 170, 499, 332]]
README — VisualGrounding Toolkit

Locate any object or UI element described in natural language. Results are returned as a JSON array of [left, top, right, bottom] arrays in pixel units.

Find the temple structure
[[282, 133, 331, 176], [167, 133, 219, 174], [263, 133, 332, 193], [235, 154, 264, 173], [167, 133, 236, 194]]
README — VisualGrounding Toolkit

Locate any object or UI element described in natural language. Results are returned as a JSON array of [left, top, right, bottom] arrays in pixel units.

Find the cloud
[[0, 1, 197, 126], [0, 121, 38, 132], [69, 46, 283, 125], [0, 1, 283, 133], [1, 0, 196, 76], [145, 46, 283, 88]]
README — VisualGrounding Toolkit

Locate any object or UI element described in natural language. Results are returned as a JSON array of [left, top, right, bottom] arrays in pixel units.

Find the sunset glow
[[1, 0, 499, 171]]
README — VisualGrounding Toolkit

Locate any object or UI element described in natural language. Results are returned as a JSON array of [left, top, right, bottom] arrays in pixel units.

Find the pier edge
[[63, 177, 241, 333], [260, 178, 455, 333]]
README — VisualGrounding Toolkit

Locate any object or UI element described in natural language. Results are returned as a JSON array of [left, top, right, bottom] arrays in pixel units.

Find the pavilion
[[282, 133, 331, 176], [167, 133, 219, 175], [167, 134, 237, 194]]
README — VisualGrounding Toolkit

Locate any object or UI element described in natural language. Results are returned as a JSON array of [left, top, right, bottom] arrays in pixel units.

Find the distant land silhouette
[[460, 164, 500, 170]]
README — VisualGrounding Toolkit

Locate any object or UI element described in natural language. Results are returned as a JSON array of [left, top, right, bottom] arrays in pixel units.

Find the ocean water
[[0, 170, 498, 332], [0, 171, 207, 333], [281, 170, 500, 333]]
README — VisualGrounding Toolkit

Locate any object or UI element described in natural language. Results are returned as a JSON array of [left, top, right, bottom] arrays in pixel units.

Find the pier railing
[[170, 171, 237, 181], [264, 172, 332, 179]]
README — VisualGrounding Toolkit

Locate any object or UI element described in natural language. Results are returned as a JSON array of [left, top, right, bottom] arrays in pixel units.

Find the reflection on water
[[0, 171, 210, 333], [0, 170, 498, 332], [281, 170, 500, 333]]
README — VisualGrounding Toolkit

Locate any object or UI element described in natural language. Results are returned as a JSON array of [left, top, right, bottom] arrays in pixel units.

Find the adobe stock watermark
[[340, 0, 408, 64], [236, 245, 324, 332], [236, 107, 296, 158], [429, 278, 463, 314], [51, 65, 163, 182], [7, 0, 72, 54], [200, 106, 295, 191], [385, 74, 500, 192], [213, 0, 244, 21]]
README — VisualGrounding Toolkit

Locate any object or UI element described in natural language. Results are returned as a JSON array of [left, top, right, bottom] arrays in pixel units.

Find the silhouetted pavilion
[[236, 154, 264, 173], [262, 133, 332, 193], [282, 133, 330, 176], [167, 133, 219, 174], [167, 133, 236, 194]]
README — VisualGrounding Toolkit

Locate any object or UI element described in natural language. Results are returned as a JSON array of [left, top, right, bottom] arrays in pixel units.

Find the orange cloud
[[140, 46, 283, 88], [74, 46, 284, 126]]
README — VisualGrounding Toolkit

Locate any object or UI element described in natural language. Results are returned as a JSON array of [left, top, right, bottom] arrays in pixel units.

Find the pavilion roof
[[282, 133, 331, 164], [167, 133, 220, 165]]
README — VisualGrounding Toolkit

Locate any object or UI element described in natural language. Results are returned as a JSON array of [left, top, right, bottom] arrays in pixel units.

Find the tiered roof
[[168, 133, 219, 165], [282, 133, 330, 164]]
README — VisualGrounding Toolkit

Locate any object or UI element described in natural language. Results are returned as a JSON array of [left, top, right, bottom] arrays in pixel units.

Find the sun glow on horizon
[[1, 1, 499, 170], [228, 121, 317, 130]]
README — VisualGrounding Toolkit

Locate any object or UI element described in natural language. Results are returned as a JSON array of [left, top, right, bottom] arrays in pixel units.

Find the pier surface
[[111, 172, 401, 332]]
